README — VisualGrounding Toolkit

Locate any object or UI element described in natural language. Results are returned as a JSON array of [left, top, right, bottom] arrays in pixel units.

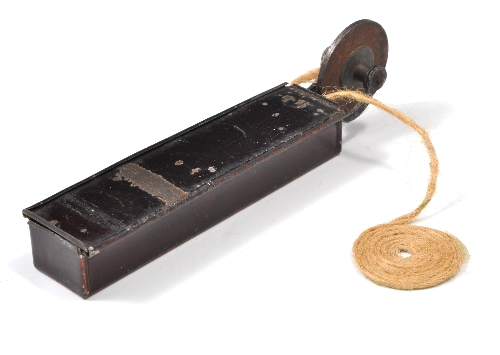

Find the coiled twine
[[290, 71, 467, 289]]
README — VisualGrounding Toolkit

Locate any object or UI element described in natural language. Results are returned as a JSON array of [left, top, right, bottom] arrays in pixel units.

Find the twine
[[290, 70, 468, 290], [289, 68, 320, 86]]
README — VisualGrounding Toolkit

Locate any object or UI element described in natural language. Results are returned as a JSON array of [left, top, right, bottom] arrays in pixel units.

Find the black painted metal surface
[[23, 18, 389, 298], [23, 83, 347, 298]]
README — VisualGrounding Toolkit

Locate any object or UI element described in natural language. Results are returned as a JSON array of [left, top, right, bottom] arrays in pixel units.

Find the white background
[[1, 1, 498, 354]]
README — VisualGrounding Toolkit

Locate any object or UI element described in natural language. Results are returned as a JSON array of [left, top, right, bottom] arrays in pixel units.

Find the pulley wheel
[[316, 19, 388, 119]]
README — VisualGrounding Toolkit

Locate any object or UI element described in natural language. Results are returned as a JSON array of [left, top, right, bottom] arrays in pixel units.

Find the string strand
[[289, 68, 320, 86], [290, 70, 467, 290]]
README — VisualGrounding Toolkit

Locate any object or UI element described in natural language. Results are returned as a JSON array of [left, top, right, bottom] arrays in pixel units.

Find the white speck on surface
[[272, 113, 279, 117], [208, 166, 217, 173], [81, 229, 87, 233], [262, 102, 268, 106], [175, 160, 183, 166], [278, 127, 284, 131], [191, 168, 201, 174], [282, 95, 295, 103]]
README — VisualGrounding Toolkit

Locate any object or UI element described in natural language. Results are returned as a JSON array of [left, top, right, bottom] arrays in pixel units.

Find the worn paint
[[117, 163, 189, 205], [88, 246, 99, 257], [282, 95, 309, 109], [294, 99, 309, 109], [231, 125, 247, 137], [61, 194, 126, 230]]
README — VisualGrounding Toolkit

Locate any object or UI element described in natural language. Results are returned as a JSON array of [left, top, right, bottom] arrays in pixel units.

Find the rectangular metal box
[[23, 83, 347, 298]]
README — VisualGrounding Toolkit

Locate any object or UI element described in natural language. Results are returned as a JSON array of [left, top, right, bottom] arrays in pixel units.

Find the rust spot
[[282, 95, 295, 103], [118, 163, 189, 205], [80, 256, 89, 297], [112, 173, 122, 181], [49, 220, 58, 226]]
